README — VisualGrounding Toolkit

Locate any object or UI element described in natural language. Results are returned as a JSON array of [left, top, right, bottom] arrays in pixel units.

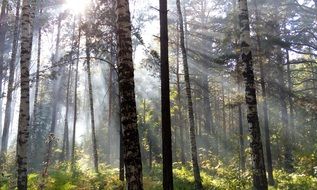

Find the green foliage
[[271, 170, 317, 190], [1, 159, 317, 190]]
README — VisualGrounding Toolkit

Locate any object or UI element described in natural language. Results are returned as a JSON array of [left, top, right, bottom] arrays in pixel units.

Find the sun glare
[[65, 0, 90, 14]]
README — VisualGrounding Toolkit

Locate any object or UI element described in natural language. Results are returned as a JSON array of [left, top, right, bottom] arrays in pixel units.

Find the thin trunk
[[61, 18, 77, 162], [176, 0, 203, 189], [71, 18, 81, 169], [237, 82, 245, 172], [1, 0, 20, 158], [176, 33, 185, 164], [17, 0, 36, 188], [238, 0, 268, 189], [202, 74, 213, 135], [253, 0, 274, 184], [61, 63, 72, 161], [107, 65, 113, 164], [116, 0, 143, 188], [86, 29, 99, 173], [277, 50, 294, 173], [0, 0, 8, 145], [286, 50, 295, 141], [221, 80, 227, 151], [41, 14, 63, 184], [160, 0, 173, 189]]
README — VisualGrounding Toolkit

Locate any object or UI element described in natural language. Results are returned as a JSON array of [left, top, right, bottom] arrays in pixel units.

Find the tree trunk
[[86, 28, 99, 173], [61, 63, 72, 161], [107, 64, 113, 164], [71, 18, 81, 169], [0, 0, 8, 146], [253, 0, 274, 184], [17, 0, 36, 188], [176, 33, 185, 164], [221, 80, 227, 152], [238, 0, 268, 189], [116, 0, 143, 189], [41, 14, 63, 183], [1, 0, 20, 158], [160, 0, 173, 188], [176, 0, 203, 189], [276, 50, 294, 173]]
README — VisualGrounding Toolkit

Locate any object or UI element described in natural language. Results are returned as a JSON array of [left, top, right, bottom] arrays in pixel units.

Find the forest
[[0, 0, 316, 189]]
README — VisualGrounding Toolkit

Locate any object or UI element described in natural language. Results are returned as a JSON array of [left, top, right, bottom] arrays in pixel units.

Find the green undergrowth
[[1, 161, 316, 189]]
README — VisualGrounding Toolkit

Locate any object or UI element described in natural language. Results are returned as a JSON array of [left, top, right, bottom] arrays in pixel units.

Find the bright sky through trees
[[65, 0, 90, 14]]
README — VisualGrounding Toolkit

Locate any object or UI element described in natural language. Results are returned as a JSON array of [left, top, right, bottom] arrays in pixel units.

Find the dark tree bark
[[116, 0, 143, 189], [176, 0, 203, 189], [160, 0, 173, 189], [238, 0, 268, 189], [17, 0, 36, 188]]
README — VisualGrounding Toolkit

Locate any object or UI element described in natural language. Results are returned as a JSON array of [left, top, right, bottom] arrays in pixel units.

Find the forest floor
[[1, 159, 317, 190]]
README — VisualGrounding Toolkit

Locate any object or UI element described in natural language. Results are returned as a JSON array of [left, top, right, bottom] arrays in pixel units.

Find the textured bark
[[17, 0, 36, 189], [160, 0, 173, 189], [86, 29, 99, 173], [238, 0, 268, 189], [116, 0, 143, 189], [176, 0, 203, 189], [1, 0, 20, 157]]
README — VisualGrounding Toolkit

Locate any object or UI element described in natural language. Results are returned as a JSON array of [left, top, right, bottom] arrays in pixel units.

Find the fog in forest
[[0, 0, 316, 189]]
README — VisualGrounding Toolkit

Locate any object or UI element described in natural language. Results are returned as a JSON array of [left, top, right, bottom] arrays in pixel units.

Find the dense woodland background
[[0, 0, 317, 189]]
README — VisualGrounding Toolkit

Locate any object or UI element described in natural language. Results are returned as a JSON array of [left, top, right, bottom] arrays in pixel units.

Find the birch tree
[[115, 0, 143, 189], [238, 0, 268, 189]]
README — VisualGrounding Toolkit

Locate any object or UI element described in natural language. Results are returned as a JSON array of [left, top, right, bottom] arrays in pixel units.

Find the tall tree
[[160, 0, 173, 189], [85, 24, 99, 173], [254, 0, 274, 184], [176, 0, 203, 189], [115, 0, 143, 189], [238, 0, 268, 189], [71, 17, 81, 169], [17, 0, 36, 188], [1, 0, 21, 158], [0, 0, 7, 151]]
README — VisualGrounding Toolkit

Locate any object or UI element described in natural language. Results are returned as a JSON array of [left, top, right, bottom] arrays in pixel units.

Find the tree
[[176, 0, 203, 189], [238, 0, 268, 189], [85, 23, 99, 173], [17, 0, 36, 188], [160, 0, 173, 189], [115, 0, 143, 189], [1, 0, 21, 158], [253, 0, 274, 184]]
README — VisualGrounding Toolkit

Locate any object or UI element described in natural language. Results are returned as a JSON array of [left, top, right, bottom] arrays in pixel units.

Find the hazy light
[[65, 0, 90, 14]]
